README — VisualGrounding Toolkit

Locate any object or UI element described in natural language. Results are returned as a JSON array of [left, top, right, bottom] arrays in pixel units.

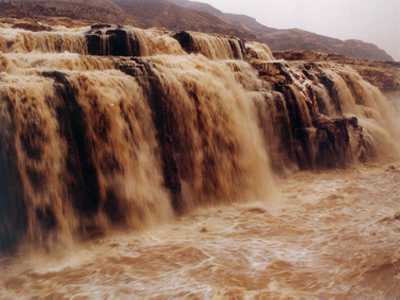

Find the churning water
[[0, 23, 399, 299]]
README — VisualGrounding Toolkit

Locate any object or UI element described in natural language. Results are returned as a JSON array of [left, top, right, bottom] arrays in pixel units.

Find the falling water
[[0, 22, 399, 298]]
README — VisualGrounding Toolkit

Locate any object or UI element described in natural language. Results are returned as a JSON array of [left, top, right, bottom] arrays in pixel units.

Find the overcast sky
[[198, 0, 400, 61]]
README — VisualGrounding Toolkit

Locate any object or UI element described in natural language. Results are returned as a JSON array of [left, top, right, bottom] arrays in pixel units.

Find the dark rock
[[313, 117, 350, 168], [173, 30, 246, 59], [118, 61, 184, 215], [172, 31, 195, 54], [90, 24, 112, 30], [0, 93, 28, 251], [12, 21, 47, 32], [86, 35, 102, 56], [105, 29, 131, 56], [273, 50, 400, 93], [86, 28, 141, 57], [317, 71, 342, 115], [43, 71, 99, 217], [250, 61, 292, 85]]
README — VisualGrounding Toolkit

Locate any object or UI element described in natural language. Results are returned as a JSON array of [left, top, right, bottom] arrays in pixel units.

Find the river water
[[0, 23, 399, 299], [1, 162, 399, 299]]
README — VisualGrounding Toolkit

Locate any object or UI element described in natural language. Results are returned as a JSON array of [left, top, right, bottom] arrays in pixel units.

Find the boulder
[[12, 21, 49, 32]]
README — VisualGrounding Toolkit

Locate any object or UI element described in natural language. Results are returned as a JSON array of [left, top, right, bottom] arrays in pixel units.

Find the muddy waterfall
[[0, 24, 399, 253]]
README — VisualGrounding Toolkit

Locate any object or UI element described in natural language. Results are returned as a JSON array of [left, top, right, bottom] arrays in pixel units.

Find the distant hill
[[0, 0, 255, 39], [0, 0, 393, 61], [109, 0, 255, 39], [168, 0, 394, 61], [258, 28, 393, 61], [0, 0, 142, 26]]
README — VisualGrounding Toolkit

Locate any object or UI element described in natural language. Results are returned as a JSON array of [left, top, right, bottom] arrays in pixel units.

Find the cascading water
[[0, 22, 399, 299]]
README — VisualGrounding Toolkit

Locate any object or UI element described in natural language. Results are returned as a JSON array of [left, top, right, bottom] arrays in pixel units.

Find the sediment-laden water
[[1, 163, 399, 299], [0, 22, 399, 299]]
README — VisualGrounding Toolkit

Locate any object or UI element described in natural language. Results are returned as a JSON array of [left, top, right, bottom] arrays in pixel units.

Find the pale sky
[[198, 0, 400, 61]]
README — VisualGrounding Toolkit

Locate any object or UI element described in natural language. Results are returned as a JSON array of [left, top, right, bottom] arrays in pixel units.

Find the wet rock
[[12, 21, 49, 32], [273, 50, 305, 61], [313, 117, 351, 168], [106, 29, 131, 56], [173, 30, 246, 59], [0, 93, 27, 251], [273, 50, 346, 62], [90, 24, 112, 30], [42, 71, 97, 217], [273, 50, 400, 93], [118, 61, 184, 215], [86, 34, 102, 56], [173, 31, 193, 54], [250, 61, 292, 85], [86, 26, 141, 57], [143, 75, 184, 215]]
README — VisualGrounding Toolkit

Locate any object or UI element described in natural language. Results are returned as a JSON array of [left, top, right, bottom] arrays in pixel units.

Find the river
[[0, 22, 399, 299]]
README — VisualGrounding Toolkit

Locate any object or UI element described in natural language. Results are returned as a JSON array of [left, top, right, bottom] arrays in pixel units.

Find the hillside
[[0, 0, 255, 39], [0, 0, 394, 61], [109, 0, 254, 39], [260, 28, 393, 61], [0, 0, 143, 26], [168, 0, 394, 61]]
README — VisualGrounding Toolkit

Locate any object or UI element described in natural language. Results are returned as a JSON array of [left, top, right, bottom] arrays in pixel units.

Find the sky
[[197, 0, 400, 61]]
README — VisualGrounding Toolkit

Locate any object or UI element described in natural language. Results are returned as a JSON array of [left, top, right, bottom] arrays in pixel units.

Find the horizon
[[196, 0, 400, 61]]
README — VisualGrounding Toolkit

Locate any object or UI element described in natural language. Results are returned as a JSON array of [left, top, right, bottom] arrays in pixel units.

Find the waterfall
[[0, 22, 398, 251]]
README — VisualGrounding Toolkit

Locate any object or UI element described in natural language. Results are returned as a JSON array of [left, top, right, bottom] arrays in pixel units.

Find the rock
[[273, 50, 400, 93], [86, 26, 142, 57], [173, 30, 246, 59], [250, 61, 292, 85], [86, 34, 102, 56], [253, 59, 370, 170], [118, 60, 184, 215], [349, 61, 400, 93], [0, 92, 27, 251], [273, 50, 346, 62], [313, 117, 351, 168], [90, 24, 112, 30], [172, 31, 193, 54], [12, 21, 48, 32]]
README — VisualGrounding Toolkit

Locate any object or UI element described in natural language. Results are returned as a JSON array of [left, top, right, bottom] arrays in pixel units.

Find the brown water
[[1, 163, 399, 299], [0, 22, 399, 299]]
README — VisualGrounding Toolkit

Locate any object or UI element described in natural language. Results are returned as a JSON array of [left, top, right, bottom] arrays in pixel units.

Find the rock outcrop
[[273, 50, 400, 93], [86, 25, 142, 57]]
